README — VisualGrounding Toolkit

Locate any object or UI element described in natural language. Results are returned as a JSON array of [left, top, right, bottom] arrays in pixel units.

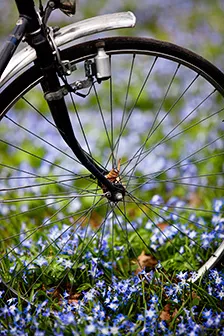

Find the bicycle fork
[[11, 0, 125, 202]]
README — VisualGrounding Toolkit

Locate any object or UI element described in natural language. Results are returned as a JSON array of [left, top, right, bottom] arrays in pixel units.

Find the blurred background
[[1, 0, 224, 68]]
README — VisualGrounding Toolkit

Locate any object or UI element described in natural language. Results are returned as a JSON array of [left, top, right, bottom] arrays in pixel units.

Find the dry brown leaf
[[160, 304, 171, 321], [157, 222, 169, 230], [68, 293, 80, 304], [160, 310, 171, 321], [77, 211, 103, 229], [164, 303, 171, 312], [135, 250, 157, 274]]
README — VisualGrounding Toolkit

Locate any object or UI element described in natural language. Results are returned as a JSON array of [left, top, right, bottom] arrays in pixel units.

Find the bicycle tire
[[0, 36, 223, 299]]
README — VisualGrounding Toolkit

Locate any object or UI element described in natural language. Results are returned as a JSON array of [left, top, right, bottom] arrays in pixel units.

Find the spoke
[[69, 92, 92, 156], [153, 134, 224, 181], [22, 97, 60, 130], [0, 176, 96, 192], [109, 58, 115, 168], [146, 64, 180, 140], [115, 54, 135, 159], [0, 163, 72, 181], [95, 203, 110, 275], [130, 193, 203, 247], [111, 210, 115, 276], [121, 197, 133, 272], [51, 204, 114, 293], [150, 203, 221, 233], [124, 172, 223, 182], [125, 194, 219, 230], [0, 173, 76, 181], [0, 200, 107, 245], [0, 164, 93, 194], [1, 197, 76, 263], [0, 138, 75, 175], [116, 204, 152, 253], [124, 64, 181, 188], [0, 199, 64, 229], [106, 56, 158, 168], [121, 83, 215, 176], [128, 175, 224, 193], [112, 209, 142, 273], [121, 152, 224, 183], [1, 191, 103, 203], [122, 109, 224, 182], [93, 83, 113, 159], [126, 192, 198, 269], [5, 115, 81, 165], [23, 197, 104, 297]]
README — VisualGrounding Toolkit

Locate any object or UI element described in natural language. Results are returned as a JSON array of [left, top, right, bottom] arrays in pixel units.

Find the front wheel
[[0, 36, 223, 299]]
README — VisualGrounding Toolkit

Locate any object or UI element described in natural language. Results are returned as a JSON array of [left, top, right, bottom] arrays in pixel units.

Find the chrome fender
[[0, 12, 136, 87]]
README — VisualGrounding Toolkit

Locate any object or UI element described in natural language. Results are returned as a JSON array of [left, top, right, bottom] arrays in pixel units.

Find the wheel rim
[[0, 38, 223, 298]]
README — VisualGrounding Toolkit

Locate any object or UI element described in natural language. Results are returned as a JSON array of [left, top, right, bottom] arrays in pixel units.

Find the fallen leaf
[[160, 310, 171, 321], [135, 250, 157, 274], [157, 222, 169, 230], [68, 293, 81, 304]]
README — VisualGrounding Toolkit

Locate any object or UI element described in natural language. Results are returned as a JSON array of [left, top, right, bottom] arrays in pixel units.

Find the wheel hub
[[104, 182, 126, 203], [99, 160, 126, 203]]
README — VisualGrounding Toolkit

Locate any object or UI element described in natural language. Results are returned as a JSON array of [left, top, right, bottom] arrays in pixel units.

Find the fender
[[0, 12, 136, 87]]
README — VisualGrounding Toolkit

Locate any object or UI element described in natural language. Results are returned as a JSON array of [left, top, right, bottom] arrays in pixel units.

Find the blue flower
[[145, 306, 157, 320], [176, 271, 188, 280], [213, 199, 224, 212], [202, 309, 212, 319], [34, 256, 48, 267], [150, 195, 164, 205], [8, 303, 17, 316], [108, 302, 119, 311], [85, 324, 96, 334], [110, 326, 119, 335], [99, 326, 110, 335], [217, 288, 224, 300], [0, 305, 9, 317], [84, 288, 97, 301], [34, 331, 45, 336]]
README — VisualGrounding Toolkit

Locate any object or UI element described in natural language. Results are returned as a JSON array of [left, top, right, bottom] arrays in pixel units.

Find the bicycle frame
[[0, 0, 41, 78], [0, 0, 136, 201]]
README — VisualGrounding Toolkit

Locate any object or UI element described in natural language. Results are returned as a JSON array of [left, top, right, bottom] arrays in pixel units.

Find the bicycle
[[0, 0, 223, 301]]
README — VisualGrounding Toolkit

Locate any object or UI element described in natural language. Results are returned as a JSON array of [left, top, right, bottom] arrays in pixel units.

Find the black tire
[[0, 37, 223, 298]]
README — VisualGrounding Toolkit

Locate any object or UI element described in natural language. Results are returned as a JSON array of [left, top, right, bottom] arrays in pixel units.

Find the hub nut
[[115, 193, 123, 201]]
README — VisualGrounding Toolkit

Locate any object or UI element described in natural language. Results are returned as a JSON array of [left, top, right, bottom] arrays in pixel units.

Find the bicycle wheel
[[0, 36, 223, 299]]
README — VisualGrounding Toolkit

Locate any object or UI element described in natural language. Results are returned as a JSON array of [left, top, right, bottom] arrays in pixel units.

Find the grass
[[0, 198, 223, 335]]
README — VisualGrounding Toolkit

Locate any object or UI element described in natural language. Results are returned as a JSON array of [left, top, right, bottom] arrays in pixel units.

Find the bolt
[[62, 87, 68, 95], [115, 193, 123, 201], [105, 191, 111, 199], [49, 1, 55, 8], [75, 81, 83, 90]]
